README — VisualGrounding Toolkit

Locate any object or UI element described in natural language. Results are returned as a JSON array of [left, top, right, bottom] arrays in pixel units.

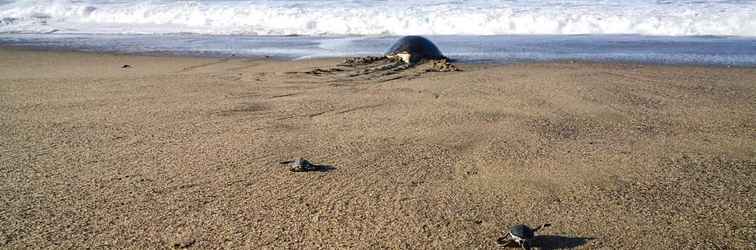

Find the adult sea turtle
[[384, 35, 449, 64]]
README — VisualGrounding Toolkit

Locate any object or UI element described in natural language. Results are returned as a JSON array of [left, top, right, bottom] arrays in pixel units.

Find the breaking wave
[[1, 0, 755, 36]]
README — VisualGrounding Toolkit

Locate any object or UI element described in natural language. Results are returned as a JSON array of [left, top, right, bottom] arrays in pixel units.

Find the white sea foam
[[1, 0, 755, 36]]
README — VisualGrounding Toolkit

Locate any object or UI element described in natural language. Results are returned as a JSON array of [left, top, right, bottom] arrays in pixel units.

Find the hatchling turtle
[[496, 223, 551, 249], [384, 35, 448, 64], [279, 158, 318, 172]]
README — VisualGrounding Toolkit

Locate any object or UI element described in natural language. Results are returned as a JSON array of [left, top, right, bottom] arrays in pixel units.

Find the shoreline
[[0, 45, 282, 61], [2, 48, 754, 249], [3, 32, 756, 68], [2, 45, 752, 70]]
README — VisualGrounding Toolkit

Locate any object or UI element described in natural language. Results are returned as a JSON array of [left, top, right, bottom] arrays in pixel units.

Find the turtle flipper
[[533, 223, 551, 232], [521, 241, 531, 250], [496, 233, 513, 247]]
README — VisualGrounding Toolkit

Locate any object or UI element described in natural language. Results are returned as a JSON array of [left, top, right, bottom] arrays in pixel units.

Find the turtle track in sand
[[287, 56, 459, 84]]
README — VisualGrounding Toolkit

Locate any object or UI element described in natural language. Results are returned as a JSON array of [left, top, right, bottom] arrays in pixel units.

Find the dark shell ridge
[[510, 225, 535, 239], [384, 36, 446, 63]]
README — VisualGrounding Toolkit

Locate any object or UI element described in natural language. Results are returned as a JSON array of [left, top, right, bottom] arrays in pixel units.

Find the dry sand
[[1, 48, 754, 249]]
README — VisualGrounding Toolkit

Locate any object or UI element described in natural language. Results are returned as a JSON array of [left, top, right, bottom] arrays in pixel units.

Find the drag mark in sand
[[269, 93, 299, 99], [177, 58, 231, 73], [286, 57, 459, 84], [212, 102, 272, 118], [274, 103, 384, 121]]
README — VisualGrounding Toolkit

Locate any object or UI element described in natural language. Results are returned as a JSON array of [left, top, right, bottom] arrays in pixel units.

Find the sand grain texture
[[1, 48, 754, 249]]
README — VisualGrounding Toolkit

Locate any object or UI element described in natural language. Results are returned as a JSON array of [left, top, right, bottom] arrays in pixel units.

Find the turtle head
[[387, 52, 413, 64]]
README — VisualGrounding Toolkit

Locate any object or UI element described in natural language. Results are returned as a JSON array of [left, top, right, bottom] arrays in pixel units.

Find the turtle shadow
[[532, 235, 594, 249], [310, 164, 336, 172]]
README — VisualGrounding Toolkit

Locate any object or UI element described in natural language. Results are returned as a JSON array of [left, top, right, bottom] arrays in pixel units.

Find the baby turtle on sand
[[279, 158, 319, 172], [385, 35, 448, 64], [497, 223, 551, 249]]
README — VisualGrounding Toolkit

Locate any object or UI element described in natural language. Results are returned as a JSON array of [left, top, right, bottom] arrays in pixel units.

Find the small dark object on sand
[[497, 223, 551, 250], [121, 64, 131, 68], [385, 36, 448, 64], [279, 158, 319, 172]]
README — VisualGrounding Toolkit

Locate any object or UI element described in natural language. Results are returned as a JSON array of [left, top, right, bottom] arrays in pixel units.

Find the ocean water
[[1, 0, 755, 65], [2, 0, 755, 36]]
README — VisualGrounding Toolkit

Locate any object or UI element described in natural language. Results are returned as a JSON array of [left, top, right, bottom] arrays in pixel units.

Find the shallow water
[[2, 1, 754, 66], [2, 33, 755, 66]]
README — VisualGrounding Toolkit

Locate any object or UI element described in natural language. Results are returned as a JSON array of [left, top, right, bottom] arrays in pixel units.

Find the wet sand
[[1, 48, 754, 249]]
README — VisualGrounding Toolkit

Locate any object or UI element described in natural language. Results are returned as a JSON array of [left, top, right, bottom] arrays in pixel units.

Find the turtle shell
[[384, 36, 447, 63], [290, 158, 311, 172], [510, 224, 535, 239]]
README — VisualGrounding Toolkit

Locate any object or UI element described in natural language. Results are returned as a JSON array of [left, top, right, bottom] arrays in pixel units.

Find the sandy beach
[[1, 48, 754, 249]]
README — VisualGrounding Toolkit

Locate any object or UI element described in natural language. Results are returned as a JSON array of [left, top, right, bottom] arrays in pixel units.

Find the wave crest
[[1, 0, 755, 36]]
